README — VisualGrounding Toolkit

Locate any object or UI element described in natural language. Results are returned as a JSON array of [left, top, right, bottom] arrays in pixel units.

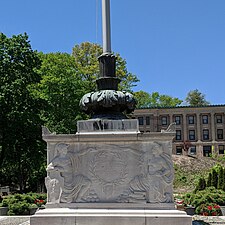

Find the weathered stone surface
[[30, 209, 192, 225], [43, 124, 175, 206], [77, 119, 139, 133], [30, 123, 192, 225]]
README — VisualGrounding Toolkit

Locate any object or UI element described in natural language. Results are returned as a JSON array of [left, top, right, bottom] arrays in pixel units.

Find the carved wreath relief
[[89, 150, 128, 199], [45, 141, 174, 204]]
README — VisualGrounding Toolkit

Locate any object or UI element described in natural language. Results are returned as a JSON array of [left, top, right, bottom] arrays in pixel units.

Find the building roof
[[136, 104, 225, 110]]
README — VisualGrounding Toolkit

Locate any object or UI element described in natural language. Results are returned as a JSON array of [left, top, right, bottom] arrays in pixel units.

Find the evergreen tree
[[218, 166, 224, 190], [223, 168, 225, 191], [211, 168, 218, 188], [195, 177, 206, 192], [207, 172, 212, 187]]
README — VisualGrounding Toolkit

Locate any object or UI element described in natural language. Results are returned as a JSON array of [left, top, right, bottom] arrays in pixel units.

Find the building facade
[[133, 105, 225, 157]]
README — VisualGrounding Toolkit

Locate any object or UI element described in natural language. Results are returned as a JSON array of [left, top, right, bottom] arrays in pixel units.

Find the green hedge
[[183, 187, 225, 215], [0, 193, 47, 215]]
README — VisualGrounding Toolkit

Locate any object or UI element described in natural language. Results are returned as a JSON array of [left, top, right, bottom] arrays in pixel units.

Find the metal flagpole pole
[[102, 0, 111, 54]]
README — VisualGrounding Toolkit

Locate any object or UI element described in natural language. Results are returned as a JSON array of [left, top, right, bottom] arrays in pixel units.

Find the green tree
[[194, 177, 206, 192], [133, 91, 151, 108], [211, 168, 218, 189], [134, 91, 182, 108], [185, 89, 210, 106], [33, 43, 139, 133], [72, 42, 139, 92], [0, 33, 45, 191], [223, 169, 225, 191], [218, 166, 224, 190], [32, 52, 88, 134], [206, 172, 212, 187]]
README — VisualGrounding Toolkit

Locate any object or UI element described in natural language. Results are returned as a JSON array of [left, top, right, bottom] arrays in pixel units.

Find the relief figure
[[45, 175, 62, 203], [122, 142, 173, 203], [46, 143, 91, 203]]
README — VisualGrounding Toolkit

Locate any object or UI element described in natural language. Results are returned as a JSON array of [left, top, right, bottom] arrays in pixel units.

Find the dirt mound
[[172, 155, 225, 193], [172, 155, 221, 174]]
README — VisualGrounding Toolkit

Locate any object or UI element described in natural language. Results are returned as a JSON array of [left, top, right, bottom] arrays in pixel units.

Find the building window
[[189, 130, 195, 140], [161, 116, 167, 126], [216, 115, 222, 123], [146, 116, 150, 125], [219, 145, 224, 154], [217, 129, 224, 140], [188, 116, 195, 124], [190, 146, 196, 155], [203, 129, 209, 140], [203, 146, 212, 157], [202, 115, 208, 124], [138, 117, 144, 125], [176, 147, 182, 155], [175, 116, 181, 125], [175, 130, 182, 140]]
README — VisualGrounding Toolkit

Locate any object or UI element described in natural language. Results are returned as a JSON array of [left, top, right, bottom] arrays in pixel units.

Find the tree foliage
[[32, 43, 139, 134], [72, 42, 139, 92], [206, 172, 212, 187], [133, 90, 151, 108], [0, 33, 45, 191], [134, 91, 183, 108], [210, 168, 219, 190], [194, 177, 206, 193], [185, 89, 210, 106], [32, 52, 88, 134], [218, 166, 224, 190]]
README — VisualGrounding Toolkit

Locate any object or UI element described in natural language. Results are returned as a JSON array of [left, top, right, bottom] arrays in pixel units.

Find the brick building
[[133, 105, 225, 157]]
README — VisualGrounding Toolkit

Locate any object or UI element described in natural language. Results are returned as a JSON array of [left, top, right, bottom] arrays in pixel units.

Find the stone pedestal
[[31, 119, 192, 225], [31, 208, 191, 225]]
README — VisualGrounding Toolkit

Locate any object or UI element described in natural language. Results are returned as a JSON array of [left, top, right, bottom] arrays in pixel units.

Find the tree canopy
[[72, 42, 139, 92], [0, 33, 213, 192], [134, 91, 183, 108], [0, 33, 46, 191], [32, 52, 88, 134], [185, 89, 210, 106], [31, 43, 139, 134]]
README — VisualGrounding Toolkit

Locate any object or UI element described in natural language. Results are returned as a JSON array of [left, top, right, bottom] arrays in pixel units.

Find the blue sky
[[1, 0, 225, 104]]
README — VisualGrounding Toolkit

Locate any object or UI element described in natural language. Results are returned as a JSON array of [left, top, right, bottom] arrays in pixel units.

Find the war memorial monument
[[31, 1, 192, 224]]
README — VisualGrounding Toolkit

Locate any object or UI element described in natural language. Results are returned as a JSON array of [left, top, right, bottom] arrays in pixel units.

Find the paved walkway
[[192, 216, 225, 225], [0, 216, 30, 225], [1, 216, 225, 225]]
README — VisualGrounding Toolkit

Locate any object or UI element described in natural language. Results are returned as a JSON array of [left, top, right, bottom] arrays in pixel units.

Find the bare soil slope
[[172, 155, 225, 193]]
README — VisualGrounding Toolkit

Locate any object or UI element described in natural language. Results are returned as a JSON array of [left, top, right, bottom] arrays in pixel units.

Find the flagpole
[[102, 0, 111, 54]]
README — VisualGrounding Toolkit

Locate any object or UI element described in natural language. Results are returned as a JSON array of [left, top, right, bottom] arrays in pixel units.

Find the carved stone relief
[[89, 150, 128, 199], [117, 142, 174, 203], [46, 143, 92, 203], [45, 141, 174, 204]]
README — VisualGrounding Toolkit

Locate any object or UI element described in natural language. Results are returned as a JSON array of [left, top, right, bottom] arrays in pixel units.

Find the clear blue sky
[[1, 0, 225, 104]]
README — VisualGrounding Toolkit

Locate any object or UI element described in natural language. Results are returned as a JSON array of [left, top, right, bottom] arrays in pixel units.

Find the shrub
[[8, 202, 30, 216], [194, 177, 206, 193], [195, 203, 221, 216], [0, 193, 47, 215], [183, 187, 225, 215]]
